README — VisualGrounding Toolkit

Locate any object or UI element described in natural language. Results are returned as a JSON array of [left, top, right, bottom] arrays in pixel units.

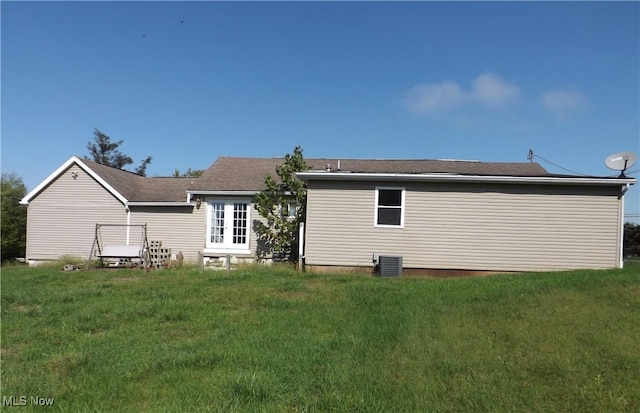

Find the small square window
[[280, 202, 297, 218], [377, 208, 402, 226], [378, 189, 402, 207]]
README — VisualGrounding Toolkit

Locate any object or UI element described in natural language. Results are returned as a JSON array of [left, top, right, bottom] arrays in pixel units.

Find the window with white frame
[[375, 187, 404, 227], [280, 201, 297, 219]]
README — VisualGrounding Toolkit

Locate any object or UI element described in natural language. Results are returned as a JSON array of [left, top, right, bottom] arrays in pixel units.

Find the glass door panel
[[233, 203, 248, 246], [210, 202, 225, 245]]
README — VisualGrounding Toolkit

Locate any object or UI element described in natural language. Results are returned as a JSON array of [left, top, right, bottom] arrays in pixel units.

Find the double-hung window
[[375, 187, 405, 227]]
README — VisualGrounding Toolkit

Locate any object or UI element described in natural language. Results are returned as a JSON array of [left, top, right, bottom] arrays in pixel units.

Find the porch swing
[[88, 223, 151, 270]]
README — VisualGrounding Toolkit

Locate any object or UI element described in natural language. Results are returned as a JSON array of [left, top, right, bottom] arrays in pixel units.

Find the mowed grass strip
[[1, 262, 638, 412]]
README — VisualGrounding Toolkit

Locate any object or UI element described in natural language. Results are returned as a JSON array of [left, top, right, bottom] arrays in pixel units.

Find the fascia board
[[296, 172, 637, 187], [20, 156, 129, 205]]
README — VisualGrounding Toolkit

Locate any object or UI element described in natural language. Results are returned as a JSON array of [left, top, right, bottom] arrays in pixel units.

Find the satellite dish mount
[[605, 151, 637, 178]]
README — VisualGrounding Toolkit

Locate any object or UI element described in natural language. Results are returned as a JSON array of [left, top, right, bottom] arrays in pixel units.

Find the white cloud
[[402, 72, 521, 116], [471, 72, 521, 107], [540, 89, 587, 116], [402, 81, 467, 115]]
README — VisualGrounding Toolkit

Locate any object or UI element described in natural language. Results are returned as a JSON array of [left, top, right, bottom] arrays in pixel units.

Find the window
[[375, 187, 404, 227], [280, 201, 297, 219]]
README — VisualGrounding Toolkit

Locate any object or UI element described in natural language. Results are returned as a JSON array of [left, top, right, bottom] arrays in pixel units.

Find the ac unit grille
[[379, 255, 402, 277]]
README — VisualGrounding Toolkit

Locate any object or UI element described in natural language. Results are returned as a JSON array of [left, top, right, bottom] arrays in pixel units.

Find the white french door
[[206, 199, 251, 253]]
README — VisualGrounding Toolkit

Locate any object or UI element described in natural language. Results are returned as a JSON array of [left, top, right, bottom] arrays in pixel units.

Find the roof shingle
[[81, 158, 196, 202], [83, 156, 551, 202], [191, 157, 550, 192]]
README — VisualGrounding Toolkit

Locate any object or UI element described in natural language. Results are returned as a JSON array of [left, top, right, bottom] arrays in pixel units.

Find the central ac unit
[[379, 255, 402, 277]]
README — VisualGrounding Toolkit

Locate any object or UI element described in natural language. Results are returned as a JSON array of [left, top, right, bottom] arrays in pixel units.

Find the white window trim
[[205, 198, 252, 253], [374, 187, 405, 228]]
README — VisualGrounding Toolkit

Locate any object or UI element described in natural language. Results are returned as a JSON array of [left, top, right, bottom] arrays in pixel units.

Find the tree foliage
[[624, 223, 640, 257], [172, 168, 204, 177], [87, 129, 152, 176], [1, 173, 27, 262], [254, 146, 310, 262]]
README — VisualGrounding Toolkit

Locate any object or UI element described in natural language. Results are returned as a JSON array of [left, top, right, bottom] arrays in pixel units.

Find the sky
[[2, 1, 639, 220]]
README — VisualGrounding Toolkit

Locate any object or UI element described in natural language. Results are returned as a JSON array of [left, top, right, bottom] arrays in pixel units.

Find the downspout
[[126, 205, 131, 245], [298, 221, 305, 271], [618, 184, 630, 268]]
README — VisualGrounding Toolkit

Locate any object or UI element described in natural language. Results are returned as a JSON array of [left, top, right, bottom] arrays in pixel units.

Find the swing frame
[[88, 223, 151, 270]]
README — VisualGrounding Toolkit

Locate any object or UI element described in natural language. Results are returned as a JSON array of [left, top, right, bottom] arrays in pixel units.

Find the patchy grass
[[1, 262, 639, 412]]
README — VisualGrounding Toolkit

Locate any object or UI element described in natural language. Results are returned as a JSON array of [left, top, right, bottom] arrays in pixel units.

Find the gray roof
[[82, 156, 551, 202], [81, 158, 197, 202], [191, 157, 550, 192]]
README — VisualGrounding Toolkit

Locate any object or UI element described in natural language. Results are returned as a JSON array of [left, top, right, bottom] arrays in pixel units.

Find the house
[[298, 160, 636, 274], [20, 155, 635, 273], [19, 156, 203, 265], [20, 156, 327, 267]]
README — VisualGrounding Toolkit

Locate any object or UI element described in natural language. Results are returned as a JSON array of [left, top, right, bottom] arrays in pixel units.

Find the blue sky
[[2, 1, 639, 219]]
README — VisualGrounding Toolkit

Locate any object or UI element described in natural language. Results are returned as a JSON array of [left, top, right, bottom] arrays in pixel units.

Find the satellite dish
[[605, 151, 637, 177]]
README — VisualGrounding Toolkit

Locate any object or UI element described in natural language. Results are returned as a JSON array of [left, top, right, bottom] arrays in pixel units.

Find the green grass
[[1, 262, 639, 412]]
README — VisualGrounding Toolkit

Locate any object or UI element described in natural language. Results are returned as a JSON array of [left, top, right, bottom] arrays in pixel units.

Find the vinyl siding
[[304, 181, 623, 272], [251, 203, 268, 258], [25, 165, 127, 261], [129, 203, 264, 263], [128, 206, 204, 262]]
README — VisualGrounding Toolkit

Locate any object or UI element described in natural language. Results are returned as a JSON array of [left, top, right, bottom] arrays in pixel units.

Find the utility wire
[[529, 150, 638, 177], [528, 150, 590, 176]]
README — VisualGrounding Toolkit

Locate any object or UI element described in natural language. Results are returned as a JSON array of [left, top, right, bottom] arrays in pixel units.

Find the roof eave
[[296, 171, 637, 186], [187, 190, 260, 196], [127, 202, 194, 207]]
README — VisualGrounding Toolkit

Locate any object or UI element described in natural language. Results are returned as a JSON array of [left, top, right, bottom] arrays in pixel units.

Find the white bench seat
[[99, 245, 142, 258]]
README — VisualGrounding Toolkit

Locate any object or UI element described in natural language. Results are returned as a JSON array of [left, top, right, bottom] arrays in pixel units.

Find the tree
[[172, 168, 204, 177], [134, 156, 153, 177], [624, 223, 640, 257], [87, 129, 152, 176], [1, 173, 27, 262], [254, 146, 310, 263]]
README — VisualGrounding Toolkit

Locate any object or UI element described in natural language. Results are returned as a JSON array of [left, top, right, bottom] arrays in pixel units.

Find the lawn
[[1, 262, 639, 412]]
